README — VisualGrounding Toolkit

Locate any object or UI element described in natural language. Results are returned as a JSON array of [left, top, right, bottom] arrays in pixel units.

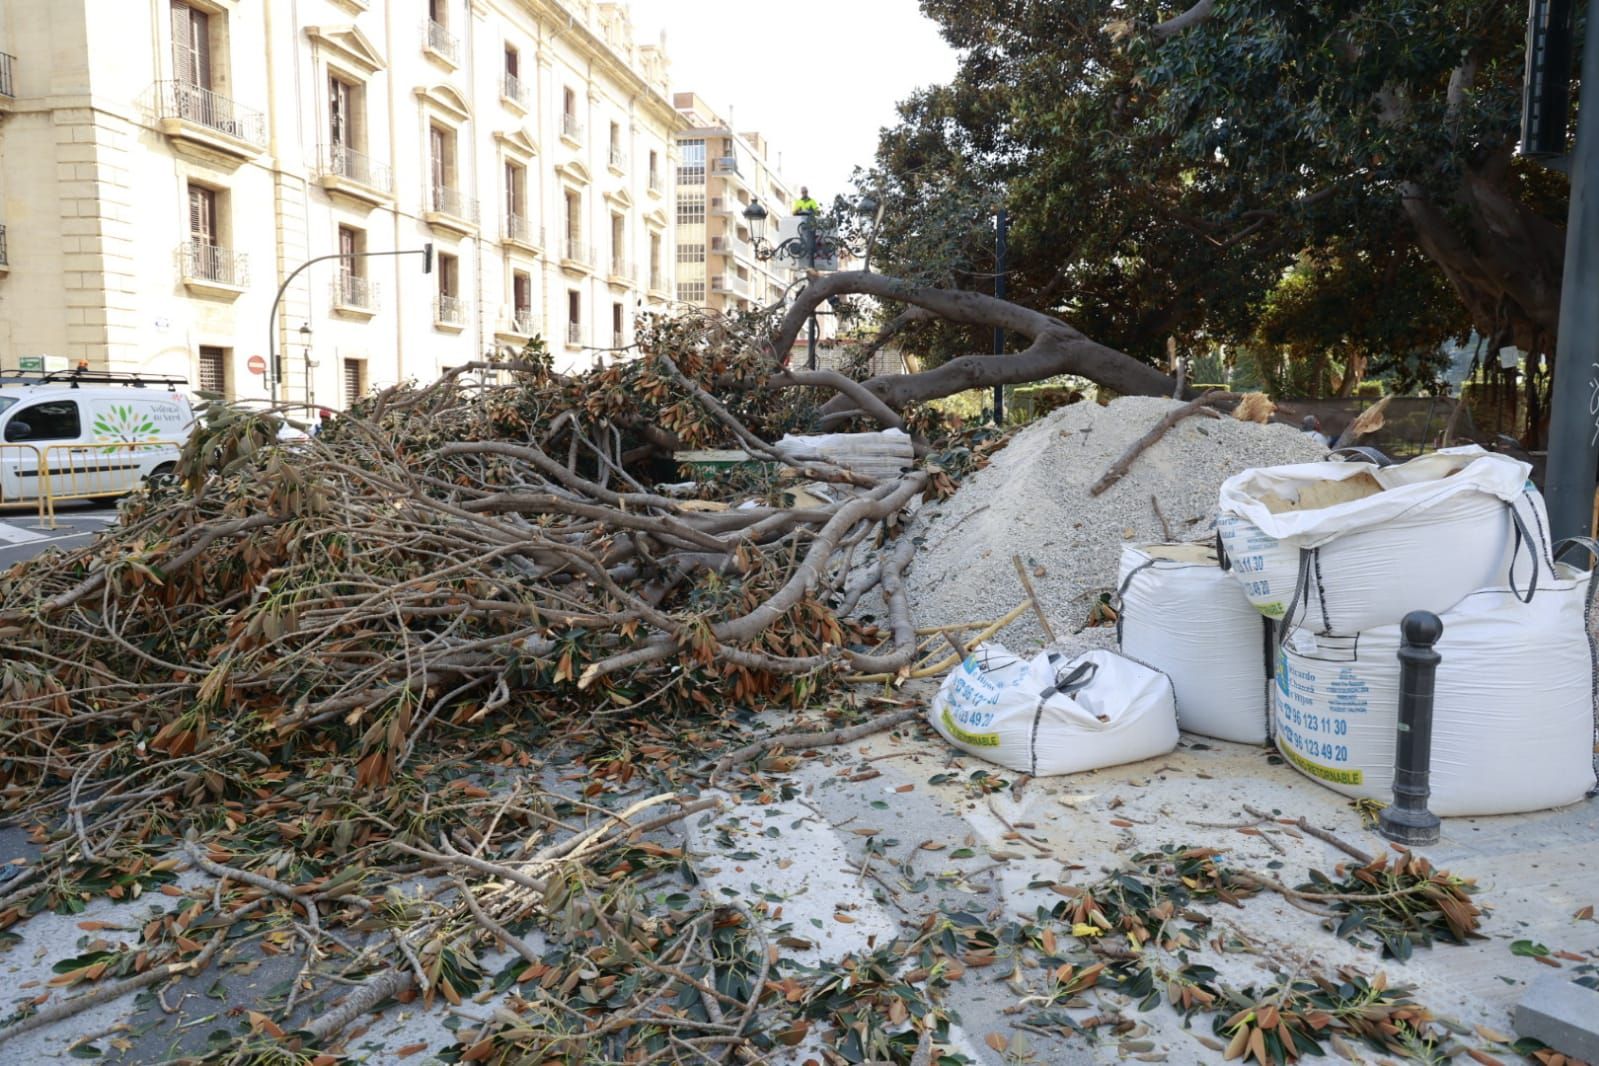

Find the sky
[[624, 0, 960, 203]]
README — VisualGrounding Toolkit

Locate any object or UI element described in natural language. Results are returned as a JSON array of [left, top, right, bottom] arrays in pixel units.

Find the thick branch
[[1151, 0, 1215, 38]]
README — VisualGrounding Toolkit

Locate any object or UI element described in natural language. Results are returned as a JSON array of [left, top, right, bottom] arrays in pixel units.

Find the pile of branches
[[0, 317, 946, 1057]]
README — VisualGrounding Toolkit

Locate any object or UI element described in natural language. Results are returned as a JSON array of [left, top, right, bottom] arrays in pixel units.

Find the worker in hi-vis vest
[[793, 186, 821, 215]]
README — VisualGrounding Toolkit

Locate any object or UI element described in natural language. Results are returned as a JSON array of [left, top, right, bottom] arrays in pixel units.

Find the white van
[[0, 371, 196, 503]]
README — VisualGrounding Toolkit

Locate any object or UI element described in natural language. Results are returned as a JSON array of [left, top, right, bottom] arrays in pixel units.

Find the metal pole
[[993, 208, 1008, 424], [1378, 610, 1444, 846], [1543, 3, 1599, 541], [806, 218, 818, 372], [266, 245, 432, 404]]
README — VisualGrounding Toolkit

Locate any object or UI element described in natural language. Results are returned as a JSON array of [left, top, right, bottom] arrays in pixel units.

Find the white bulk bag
[[929, 645, 1178, 776], [1217, 447, 1532, 634], [1273, 558, 1597, 817], [1117, 543, 1272, 744]]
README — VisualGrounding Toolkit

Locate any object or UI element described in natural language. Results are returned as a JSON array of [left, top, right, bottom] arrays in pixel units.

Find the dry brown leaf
[[394, 1044, 430, 1058], [985, 1032, 1008, 1052]]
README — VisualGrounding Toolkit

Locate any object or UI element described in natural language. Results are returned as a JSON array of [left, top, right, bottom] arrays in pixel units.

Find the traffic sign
[[247, 355, 267, 376]]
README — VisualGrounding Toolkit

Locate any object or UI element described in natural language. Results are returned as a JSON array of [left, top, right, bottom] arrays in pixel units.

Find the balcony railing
[[509, 309, 539, 336], [426, 184, 478, 223], [649, 173, 665, 195], [505, 212, 542, 247], [424, 19, 458, 63], [179, 240, 249, 287], [566, 322, 583, 345], [712, 157, 740, 175], [154, 81, 266, 147], [318, 143, 393, 194], [563, 238, 594, 267], [608, 257, 632, 281], [650, 269, 666, 294], [613, 330, 626, 349], [0, 225, 7, 267], [710, 273, 749, 297], [710, 196, 746, 217], [0, 53, 14, 99], [608, 147, 627, 170], [332, 271, 376, 310], [434, 293, 466, 326], [561, 113, 583, 143], [502, 71, 528, 107]]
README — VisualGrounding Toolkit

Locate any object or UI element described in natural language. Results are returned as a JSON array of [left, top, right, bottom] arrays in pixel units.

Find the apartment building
[[671, 92, 797, 316], [0, 0, 683, 407]]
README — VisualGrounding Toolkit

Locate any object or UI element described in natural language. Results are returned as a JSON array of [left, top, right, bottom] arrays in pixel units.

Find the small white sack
[[1217, 447, 1531, 634], [929, 645, 1178, 776], [1274, 562, 1597, 817], [1118, 543, 1272, 744]]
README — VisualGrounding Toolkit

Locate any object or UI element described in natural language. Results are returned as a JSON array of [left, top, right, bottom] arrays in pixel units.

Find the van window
[[5, 401, 81, 442]]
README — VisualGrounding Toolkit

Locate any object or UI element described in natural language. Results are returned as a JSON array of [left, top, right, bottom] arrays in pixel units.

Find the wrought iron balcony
[[561, 113, 583, 143], [649, 172, 666, 196], [650, 269, 667, 295], [179, 240, 249, 292], [332, 271, 377, 311], [566, 321, 583, 345], [502, 72, 528, 108], [424, 19, 458, 64], [0, 53, 15, 99], [316, 144, 393, 199], [434, 293, 467, 327], [153, 81, 266, 154], [562, 238, 594, 269], [710, 273, 749, 297], [505, 212, 542, 249], [506, 310, 540, 336], [712, 157, 740, 176], [424, 184, 478, 234], [609, 146, 627, 170]]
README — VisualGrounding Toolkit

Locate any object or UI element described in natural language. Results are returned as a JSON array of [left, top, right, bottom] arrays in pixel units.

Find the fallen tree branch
[[708, 705, 924, 784], [1089, 392, 1237, 496]]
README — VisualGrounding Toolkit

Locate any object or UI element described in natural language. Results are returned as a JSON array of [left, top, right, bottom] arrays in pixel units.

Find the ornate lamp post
[[742, 196, 877, 371]]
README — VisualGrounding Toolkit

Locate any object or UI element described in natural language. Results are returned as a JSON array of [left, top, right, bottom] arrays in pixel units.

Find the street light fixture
[[742, 197, 875, 371]]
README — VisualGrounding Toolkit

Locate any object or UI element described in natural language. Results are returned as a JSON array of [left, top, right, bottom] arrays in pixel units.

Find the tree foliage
[[863, 0, 1571, 385]]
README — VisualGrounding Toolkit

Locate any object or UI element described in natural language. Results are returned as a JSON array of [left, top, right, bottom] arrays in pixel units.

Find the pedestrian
[[1302, 414, 1330, 448]]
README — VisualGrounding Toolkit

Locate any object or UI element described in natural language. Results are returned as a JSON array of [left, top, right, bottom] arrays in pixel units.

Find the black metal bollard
[[1379, 611, 1444, 846]]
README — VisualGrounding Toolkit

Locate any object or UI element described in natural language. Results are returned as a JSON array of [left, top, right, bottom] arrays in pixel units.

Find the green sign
[[17, 356, 43, 372]]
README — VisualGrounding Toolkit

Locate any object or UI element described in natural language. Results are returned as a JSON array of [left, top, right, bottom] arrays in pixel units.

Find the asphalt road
[[0, 499, 121, 568]]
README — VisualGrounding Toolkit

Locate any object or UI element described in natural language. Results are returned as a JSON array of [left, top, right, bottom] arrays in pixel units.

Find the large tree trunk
[[1400, 159, 1565, 350], [768, 271, 1179, 416]]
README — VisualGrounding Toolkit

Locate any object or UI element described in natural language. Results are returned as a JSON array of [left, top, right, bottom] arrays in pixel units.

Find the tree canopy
[[861, 0, 1571, 393]]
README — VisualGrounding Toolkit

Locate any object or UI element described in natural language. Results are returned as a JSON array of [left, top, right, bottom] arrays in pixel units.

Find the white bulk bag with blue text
[[1117, 543, 1272, 744], [1217, 447, 1532, 635], [1273, 559, 1597, 817], [929, 645, 1178, 776]]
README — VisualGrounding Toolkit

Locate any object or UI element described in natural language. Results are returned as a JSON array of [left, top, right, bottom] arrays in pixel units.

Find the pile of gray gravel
[[905, 395, 1328, 651]]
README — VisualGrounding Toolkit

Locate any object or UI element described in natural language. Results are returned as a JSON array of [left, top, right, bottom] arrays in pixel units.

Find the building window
[[170, 1, 214, 89], [651, 233, 663, 289], [677, 281, 705, 303], [504, 160, 529, 241], [502, 44, 526, 105], [562, 87, 580, 140], [343, 358, 366, 406], [336, 225, 372, 307], [428, 0, 448, 29], [649, 149, 661, 191], [504, 44, 518, 79], [429, 124, 457, 193], [608, 121, 623, 168], [512, 271, 534, 332], [677, 192, 704, 226], [435, 253, 464, 326], [676, 242, 704, 264], [198, 346, 227, 396], [564, 189, 582, 259], [567, 290, 581, 345], [678, 138, 705, 185], [610, 212, 625, 271], [329, 75, 359, 149], [612, 302, 624, 348]]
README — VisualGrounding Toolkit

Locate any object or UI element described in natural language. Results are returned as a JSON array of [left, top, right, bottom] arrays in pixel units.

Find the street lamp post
[[743, 197, 876, 371], [299, 323, 316, 408], [266, 244, 433, 404]]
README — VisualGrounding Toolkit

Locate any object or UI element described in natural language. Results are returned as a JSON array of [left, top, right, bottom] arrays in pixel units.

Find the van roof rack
[[0, 368, 189, 389]]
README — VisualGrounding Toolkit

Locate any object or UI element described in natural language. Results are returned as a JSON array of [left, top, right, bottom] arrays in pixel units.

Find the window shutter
[[188, 186, 214, 244], [192, 8, 212, 89], [430, 128, 446, 192], [171, 2, 194, 84], [329, 78, 348, 147]]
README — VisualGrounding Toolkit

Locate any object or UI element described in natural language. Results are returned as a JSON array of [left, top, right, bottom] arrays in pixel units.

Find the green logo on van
[[93, 404, 161, 445]]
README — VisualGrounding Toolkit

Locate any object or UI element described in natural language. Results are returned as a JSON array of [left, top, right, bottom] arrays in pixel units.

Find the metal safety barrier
[[35, 441, 184, 527], [0, 443, 51, 530]]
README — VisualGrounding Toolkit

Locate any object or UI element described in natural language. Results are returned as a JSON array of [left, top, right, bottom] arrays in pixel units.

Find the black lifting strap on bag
[[1114, 560, 1159, 644], [1029, 659, 1100, 777], [1505, 498, 1543, 605]]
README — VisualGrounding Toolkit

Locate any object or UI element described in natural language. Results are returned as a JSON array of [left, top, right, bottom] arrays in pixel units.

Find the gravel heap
[[906, 395, 1328, 651]]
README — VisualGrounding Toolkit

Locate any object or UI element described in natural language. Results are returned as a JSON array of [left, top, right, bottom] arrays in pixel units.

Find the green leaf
[[1511, 940, 1550, 957]]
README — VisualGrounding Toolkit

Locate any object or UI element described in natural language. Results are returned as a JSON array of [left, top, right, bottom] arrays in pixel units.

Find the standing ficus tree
[[830, 0, 1569, 411]]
